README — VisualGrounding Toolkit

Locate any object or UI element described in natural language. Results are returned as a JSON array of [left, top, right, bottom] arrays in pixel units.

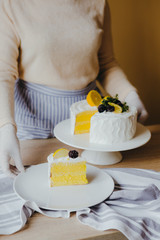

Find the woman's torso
[[8, 0, 106, 90]]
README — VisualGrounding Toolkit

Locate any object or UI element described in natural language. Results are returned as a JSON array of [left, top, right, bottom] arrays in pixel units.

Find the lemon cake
[[70, 91, 137, 145], [48, 148, 88, 187]]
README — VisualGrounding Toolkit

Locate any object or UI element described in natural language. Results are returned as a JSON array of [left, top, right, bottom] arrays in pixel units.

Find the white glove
[[125, 91, 148, 124], [0, 124, 24, 177]]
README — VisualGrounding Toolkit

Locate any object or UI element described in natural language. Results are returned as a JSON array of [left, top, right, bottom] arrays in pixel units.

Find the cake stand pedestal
[[81, 151, 122, 165], [54, 119, 151, 166]]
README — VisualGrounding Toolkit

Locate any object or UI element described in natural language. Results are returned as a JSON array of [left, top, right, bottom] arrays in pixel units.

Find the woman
[[0, 0, 148, 177]]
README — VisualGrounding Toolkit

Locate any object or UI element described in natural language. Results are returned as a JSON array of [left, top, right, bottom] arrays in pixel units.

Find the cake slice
[[48, 148, 88, 187]]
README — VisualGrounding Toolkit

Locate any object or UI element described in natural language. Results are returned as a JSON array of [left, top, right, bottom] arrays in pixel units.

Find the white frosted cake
[[90, 106, 137, 144], [70, 90, 137, 145]]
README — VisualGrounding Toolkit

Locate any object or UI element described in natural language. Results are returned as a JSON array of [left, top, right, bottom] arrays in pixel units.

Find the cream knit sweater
[[0, 0, 136, 128]]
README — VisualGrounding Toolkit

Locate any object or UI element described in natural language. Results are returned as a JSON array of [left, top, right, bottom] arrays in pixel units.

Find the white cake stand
[[54, 119, 151, 165]]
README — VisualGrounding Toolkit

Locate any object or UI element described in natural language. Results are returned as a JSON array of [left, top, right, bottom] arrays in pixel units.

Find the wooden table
[[1, 125, 160, 240]]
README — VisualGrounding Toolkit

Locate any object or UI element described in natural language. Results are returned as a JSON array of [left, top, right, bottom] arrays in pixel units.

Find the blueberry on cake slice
[[48, 148, 88, 187]]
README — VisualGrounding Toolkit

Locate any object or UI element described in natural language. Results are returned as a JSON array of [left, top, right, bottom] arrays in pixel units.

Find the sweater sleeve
[[97, 0, 137, 101], [0, 0, 20, 128]]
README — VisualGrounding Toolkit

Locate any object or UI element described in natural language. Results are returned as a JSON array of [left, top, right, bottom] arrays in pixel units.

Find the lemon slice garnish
[[108, 102, 122, 113], [53, 148, 69, 159], [86, 90, 102, 107]]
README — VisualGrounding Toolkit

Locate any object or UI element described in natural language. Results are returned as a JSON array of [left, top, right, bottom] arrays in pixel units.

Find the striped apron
[[14, 79, 100, 140]]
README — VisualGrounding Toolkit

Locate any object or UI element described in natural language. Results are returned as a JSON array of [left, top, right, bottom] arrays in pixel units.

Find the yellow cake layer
[[74, 110, 97, 134], [50, 161, 88, 187], [51, 162, 86, 174], [75, 122, 90, 134], [50, 175, 88, 187]]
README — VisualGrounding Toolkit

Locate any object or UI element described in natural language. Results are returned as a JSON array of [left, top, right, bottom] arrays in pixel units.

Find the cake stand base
[[81, 150, 122, 165]]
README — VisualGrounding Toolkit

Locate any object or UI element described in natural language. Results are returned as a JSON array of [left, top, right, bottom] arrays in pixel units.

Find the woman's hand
[[125, 91, 148, 123], [0, 124, 24, 177]]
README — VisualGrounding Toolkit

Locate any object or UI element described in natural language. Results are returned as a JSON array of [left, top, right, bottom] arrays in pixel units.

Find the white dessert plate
[[13, 163, 114, 211], [54, 120, 151, 152]]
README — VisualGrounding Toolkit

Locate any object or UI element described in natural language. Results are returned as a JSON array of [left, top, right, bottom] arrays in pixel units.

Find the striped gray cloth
[[1, 168, 160, 240]]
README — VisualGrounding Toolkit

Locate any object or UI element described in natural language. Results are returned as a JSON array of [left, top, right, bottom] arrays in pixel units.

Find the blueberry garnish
[[98, 94, 129, 113], [98, 104, 106, 113], [69, 150, 79, 159], [106, 105, 115, 112], [114, 99, 123, 107]]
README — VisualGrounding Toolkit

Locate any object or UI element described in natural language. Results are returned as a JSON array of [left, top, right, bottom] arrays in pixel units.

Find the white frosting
[[47, 154, 85, 164], [70, 100, 97, 115], [90, 106, 137, 145], [70, 100, 97, 134]]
